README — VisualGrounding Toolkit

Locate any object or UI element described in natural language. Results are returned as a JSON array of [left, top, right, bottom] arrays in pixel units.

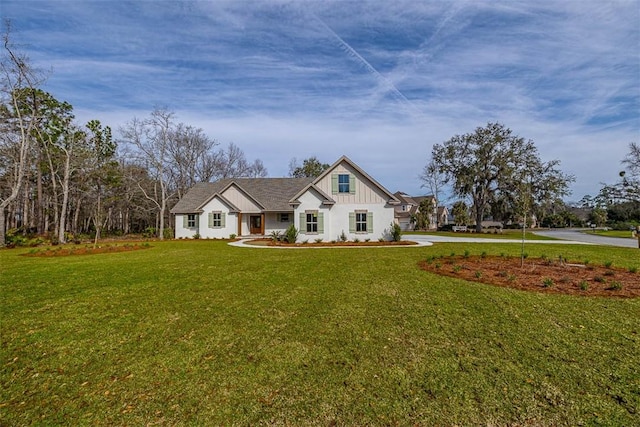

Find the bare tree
[[167, 123, 218, 199], [120, 107, 176, 240], [419, 157, 448, 228], [0, 23, 42, 246], [214, 142, 268, 179]]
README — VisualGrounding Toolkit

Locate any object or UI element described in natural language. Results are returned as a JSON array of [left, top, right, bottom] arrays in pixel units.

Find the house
[[393, 192, 447, 231], [170, 156, 400, 241]]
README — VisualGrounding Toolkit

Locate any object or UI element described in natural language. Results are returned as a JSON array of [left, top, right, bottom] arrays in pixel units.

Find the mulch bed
[[419, 255, 640, 298]]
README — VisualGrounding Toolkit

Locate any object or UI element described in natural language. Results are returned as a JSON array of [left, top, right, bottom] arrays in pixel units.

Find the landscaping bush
[[285, 224, 298, 243], [390, 222, 402, 242]]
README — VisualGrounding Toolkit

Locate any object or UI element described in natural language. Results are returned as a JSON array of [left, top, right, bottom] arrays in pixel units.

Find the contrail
[[311, 13, 420, 115]]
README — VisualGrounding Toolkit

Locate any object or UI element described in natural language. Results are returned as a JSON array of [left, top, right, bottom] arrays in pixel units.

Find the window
[[338, 174, 350, 193], [212, 212, 222, 227], [208, 211, 225, 228], [187, 214, 196, 228], [279, 213, 289, 222], [350, 211, 373, 234], [356, 212, 367, 232], [306, 212, 318, 233]]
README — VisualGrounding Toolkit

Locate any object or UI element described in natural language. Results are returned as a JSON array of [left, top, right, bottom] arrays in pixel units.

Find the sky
[[2, 0, 639, 203]]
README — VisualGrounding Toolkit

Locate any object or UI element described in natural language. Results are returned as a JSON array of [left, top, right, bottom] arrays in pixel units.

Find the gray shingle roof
[[170, 177, 314, 214]]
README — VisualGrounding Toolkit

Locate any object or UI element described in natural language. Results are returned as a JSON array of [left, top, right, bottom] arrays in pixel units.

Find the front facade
[[171, 156, 400, 242]]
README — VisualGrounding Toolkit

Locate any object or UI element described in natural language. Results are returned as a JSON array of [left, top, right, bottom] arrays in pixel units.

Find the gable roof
[[312, 155, 400, 205], [170, 177, 314, 214], [171, 156, 399, 214], [393, 192, 418, 206]]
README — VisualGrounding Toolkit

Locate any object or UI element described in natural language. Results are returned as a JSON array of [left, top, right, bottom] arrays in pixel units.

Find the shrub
[[229, 233, 237, 240], [285, 224, 298, 244], [353, 237, 359, 243], [579, 281, 589, 291], [608, 281, 622, 291], [339, 230, 347, 242], [463, 250, 470, 259], [542, 278, 554, 288], [475, 271, 482, 279], [629, 266, 638, 274], [314, 238, 323, 243], [390, 222, 402, 242], [163, 227, 174, 240], [480, 251, 487, 259], [270, 230, 283, 242], [193, 233, 201, 239], [604, 260, 613, 268]]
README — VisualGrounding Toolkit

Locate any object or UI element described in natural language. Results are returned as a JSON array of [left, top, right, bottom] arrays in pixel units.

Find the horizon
[[3, 0, 639, 202]]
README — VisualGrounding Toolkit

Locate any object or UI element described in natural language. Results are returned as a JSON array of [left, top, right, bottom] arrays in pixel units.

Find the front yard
[[1, 240, 638, 425]]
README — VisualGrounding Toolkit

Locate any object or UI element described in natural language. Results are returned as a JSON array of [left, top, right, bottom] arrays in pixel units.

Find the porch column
[[237, 212, 242, 236], [260, 213, 265, 235]]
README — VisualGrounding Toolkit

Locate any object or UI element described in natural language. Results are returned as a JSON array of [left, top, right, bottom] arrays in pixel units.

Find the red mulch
[[23, 244, 151, 257], [419, 255, 639, 298]]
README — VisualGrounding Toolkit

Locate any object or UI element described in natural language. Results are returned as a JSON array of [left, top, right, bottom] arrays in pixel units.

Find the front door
[[250, 215, 262, 235]]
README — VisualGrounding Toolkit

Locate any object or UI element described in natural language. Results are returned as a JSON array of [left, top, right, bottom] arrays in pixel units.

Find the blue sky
[[3, 0, 639, 202]]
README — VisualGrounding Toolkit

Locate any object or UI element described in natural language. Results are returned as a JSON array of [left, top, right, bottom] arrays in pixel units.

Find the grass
[[407, 229, 557, 240], [1, 241, 639, 425], [585, 229, 637, 239]]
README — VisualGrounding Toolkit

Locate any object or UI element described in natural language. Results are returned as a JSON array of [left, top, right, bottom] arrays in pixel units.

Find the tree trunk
[[58, 149, 71, 244]]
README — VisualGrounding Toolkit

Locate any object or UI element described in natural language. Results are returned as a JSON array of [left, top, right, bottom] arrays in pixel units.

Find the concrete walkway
[[228, 239, 433, 248]]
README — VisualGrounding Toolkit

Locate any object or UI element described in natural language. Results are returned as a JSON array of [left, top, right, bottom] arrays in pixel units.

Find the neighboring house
[[393, 193, 444, 231], [171, 156, 400, 241]]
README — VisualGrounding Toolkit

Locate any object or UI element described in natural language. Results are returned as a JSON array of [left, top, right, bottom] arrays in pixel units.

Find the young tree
[[289, 156, 330, 178], [419, 158, 448, 228]]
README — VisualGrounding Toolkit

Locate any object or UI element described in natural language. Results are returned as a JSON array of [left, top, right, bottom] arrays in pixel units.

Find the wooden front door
[[250, 215, 262, 235]]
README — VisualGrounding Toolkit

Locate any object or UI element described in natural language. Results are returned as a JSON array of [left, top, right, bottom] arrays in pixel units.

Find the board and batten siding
[[315, 163, 389, 204], [221, 185, 262, 213]]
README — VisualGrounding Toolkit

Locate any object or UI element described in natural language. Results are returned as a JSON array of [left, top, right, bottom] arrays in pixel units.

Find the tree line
[[0, 30, 266, 247]]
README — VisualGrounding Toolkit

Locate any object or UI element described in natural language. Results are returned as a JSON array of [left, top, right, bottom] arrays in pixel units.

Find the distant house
[[171, 156, 400, 242], [393, 193, 448, 231]]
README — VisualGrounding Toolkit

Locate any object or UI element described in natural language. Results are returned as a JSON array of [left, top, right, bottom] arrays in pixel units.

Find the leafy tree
[[85, 119, 118, 245], [451, 201, 469, 226], [589, 207, 608, 227], [431, 122, 573, 232], [289, 156, 330, 178], [412, 198, 434, 230]]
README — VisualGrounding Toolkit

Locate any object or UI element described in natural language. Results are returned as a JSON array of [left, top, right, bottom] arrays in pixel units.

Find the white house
[[170, 156, 400, 241]]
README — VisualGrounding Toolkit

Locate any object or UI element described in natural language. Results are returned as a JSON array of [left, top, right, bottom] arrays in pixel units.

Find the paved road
[[404, 234, 590, 245], [533, 229, 639, 248]]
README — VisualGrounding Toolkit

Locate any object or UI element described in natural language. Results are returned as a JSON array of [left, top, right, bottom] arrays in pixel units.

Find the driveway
[[403, 234, 591, 245], [533, 229, 639, 248]]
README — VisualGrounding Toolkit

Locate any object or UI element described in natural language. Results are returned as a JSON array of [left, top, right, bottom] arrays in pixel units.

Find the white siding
[[294, 188, 396, 242], [264, 212, 293, 235]]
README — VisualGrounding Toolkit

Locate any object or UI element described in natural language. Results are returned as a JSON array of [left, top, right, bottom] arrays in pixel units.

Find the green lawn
[[585, 229, 637, 239], [1, 240, 639, 425], [407, 229, 556, 240]]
